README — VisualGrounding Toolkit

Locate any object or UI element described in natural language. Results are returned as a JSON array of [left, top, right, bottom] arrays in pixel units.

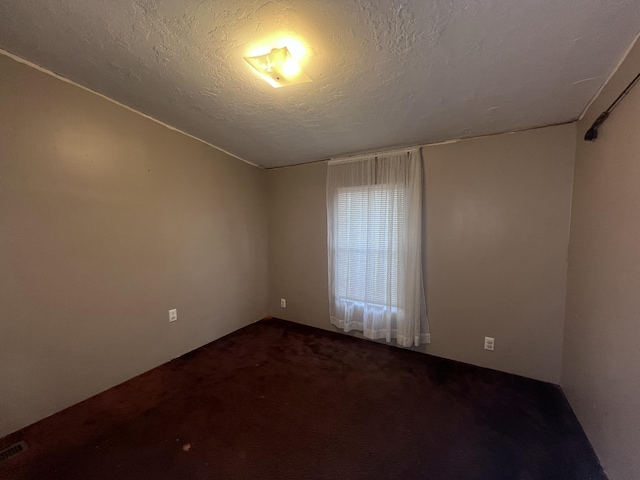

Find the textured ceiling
[[1, 1, 639, 168]]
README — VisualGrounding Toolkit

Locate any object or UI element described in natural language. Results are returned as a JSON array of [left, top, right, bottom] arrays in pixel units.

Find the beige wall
[[268, 162, 330, 329], [562, 40, 640, 480], [268, 124, 576, 383], [0, 54, 269, 438]]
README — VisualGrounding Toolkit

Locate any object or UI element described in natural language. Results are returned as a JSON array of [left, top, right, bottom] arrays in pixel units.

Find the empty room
[[1, 1, 639, 479]]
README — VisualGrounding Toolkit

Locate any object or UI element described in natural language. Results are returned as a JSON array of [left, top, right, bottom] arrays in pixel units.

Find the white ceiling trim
[[578, 31, 640, 121], [0, 48, 262, 170], [266, 120, 575, 170]]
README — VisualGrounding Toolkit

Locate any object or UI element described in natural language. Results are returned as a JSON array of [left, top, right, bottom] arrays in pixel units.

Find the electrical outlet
[[280, 298, 286, 308], [169, 309, 177, 322], [484, 336, 494, 351]]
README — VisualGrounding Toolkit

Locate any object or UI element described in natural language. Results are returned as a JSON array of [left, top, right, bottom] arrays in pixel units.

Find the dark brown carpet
[[0, 318, 605, 480]]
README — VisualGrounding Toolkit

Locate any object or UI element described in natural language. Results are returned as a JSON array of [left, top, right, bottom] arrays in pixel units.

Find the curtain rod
[[584, 71, 640, 141], [329, 146, 419, 164]]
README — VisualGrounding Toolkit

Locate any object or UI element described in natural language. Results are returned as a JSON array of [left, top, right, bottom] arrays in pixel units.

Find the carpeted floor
[[0, 318, 605, 480]]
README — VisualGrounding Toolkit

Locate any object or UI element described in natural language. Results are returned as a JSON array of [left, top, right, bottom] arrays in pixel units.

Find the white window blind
[[335, 184, 405, 308]]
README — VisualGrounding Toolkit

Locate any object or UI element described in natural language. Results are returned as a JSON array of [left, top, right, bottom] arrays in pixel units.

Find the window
[[334, 184, 405, 309], [326, 149, 429, 347]]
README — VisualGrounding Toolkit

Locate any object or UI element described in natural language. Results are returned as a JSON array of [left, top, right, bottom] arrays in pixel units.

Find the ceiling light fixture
[[244, 46, 312, 88]]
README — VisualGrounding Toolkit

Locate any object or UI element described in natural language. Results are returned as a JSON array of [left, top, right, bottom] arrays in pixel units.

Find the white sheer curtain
[[326, 148, 429, 347]]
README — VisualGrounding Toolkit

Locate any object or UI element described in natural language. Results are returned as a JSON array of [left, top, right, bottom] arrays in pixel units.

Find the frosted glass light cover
[[244, 47, 312, 88]]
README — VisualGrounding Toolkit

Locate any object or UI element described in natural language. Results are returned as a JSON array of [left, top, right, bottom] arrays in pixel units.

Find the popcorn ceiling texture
[[0, 0, 638, 168]]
